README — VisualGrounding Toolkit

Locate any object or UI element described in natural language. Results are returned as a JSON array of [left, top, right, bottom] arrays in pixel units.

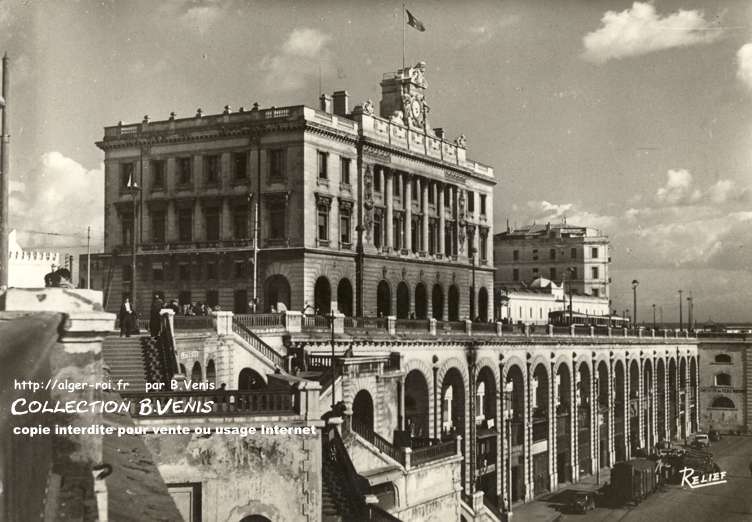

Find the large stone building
[[494, 223, 611, 300], [84, 62, 495, 322]]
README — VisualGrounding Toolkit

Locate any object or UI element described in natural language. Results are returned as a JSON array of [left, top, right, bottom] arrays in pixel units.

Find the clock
[[410, 99, 422, 120]]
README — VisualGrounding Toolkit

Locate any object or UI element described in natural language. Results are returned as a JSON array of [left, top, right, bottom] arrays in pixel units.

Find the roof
[[494, 222, 606, 240]]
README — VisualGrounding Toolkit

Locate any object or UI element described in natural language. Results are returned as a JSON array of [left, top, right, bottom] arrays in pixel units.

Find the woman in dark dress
[[118, 297, 135, 337]]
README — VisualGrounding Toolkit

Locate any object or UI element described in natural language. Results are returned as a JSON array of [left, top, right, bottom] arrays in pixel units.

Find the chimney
[[319, 94, 333, 114], [332, 90, 349, 117]]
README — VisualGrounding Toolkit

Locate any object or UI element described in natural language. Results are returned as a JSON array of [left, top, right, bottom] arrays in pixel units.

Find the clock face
[[411, 99, 422, 119]]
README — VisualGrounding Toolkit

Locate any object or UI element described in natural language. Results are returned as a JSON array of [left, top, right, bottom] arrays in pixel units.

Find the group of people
[[118, 294, 224, 337]]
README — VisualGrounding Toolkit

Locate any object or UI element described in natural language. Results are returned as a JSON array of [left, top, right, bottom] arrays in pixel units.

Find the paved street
[[514, 436, 752, 522]]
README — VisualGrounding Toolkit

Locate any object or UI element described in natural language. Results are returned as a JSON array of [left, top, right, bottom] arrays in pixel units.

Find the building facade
[[8, 229, 60, 288], [494, 223, 610, 300], [84, 62, 495, 322], [698, 336, 752, 434]]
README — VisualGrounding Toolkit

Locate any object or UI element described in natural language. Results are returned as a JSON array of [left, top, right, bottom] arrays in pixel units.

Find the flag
[[406, 9, 426, 32]]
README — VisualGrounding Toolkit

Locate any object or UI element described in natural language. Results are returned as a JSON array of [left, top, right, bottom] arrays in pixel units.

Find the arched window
[[191, 361, 202, 381], [475, 381, 486, 424], [711, 396, 735, 409], [206, 359, 216, 385], [715, 373, 731, 386], [714, 354, 732, 364]]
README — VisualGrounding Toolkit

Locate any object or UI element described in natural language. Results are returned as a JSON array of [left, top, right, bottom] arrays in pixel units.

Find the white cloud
[[737, 43, 752, 91], [707, 179, 735, 204], [181, 4, 222, 35], [525, 200, 616, 231], [655, 169, 701, 205], [10, 152, 103, 249], [261, 28, 333, 92], [582, 2, 722, 63]]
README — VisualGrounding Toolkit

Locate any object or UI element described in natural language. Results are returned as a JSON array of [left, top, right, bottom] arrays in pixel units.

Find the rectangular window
[[480, 233, 487, 261], [570, 267, 577, 279], [591, 247, 599, 258], [592, 288, 599, 297], [205, 155, 220, 185], [152, 262, 164, 282], [571, 247, 577, 259], [467, 233, 475, 258], [232, 207, 248, 238], [269, 149, 285, 180], [428, 183, 434, 204], [533, 267, 539, 276], [177, 157, 192, 186], [206, 262, 217, 280], [206, 290, 219, 308], [121, 213, 134, 246], [467, 191, 474, 212], [151, 160, 165, 190], [394, 175, 401, 197], [340, 213, 351, 245], [122, 264, 133, 282], [550, 248, 556, 260], [234, 261, 245, 279], [550, 267, 557, 280], [233, 152, 248, 180], [374, 169, 382, 192], [317, 151, 328, 179], [532, 249, 539, 261], [205, 207, 220, 241], [513, 249, 519, 261], [374, 213, 383, 249], [480, 194, 487, 215], [513, 268, 519, 281], [340, 157, 351, 186], [317, 207, 329, 241], [269, 205, 285, 239], [591, 266, 599, 279], [412, 178, 418, 200], [120, 162, 135, 190], [178, 208, 193, 241], [151, 210, 166, 243], [178, 264, 190, 281]]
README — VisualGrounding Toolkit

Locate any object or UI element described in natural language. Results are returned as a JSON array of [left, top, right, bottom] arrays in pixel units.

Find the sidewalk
[[511, 468, 611, 521]]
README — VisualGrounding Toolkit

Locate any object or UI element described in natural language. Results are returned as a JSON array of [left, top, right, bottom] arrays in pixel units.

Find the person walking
[[118, 297, 135, 337], [149, 294, 163, 338]]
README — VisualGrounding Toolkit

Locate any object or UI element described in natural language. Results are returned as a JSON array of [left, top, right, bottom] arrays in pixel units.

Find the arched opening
[[376, 280, 391, 317], [432, 284, 444, 320], [629, 360, 640, 452], [405, 370, 430, 439], [352, 389, 375, 432], [191, 361, 202, 381], [478, 287, 489, 322], [556, 363, 572, 483], [577, 363, 592, 475], [531, 363, 550, 495], [643, 360, 654, 449], [714, 354, 731, 364], [506, 365, 526, 502], [597, 361, 609, 469], [679, 358, 687, 439], [476, 366, 498, 505], [263, 274, 291, 312], [711, 396, 735, 409], [669, 359, 678, 440], [448, 284, 460, 321], [179, 363, 187, 375], [336, 278, 353, 316], [240, 516, 272, 522], [614, 361, 626, 462], [415, 283, 428, 319], [396, 281, 410, 319], [657, 359, 666, 445], [314, 276, 331, 314], [238, 368, 265, 390], [442, 367, 466, 489], [206, 359, 216, 386]]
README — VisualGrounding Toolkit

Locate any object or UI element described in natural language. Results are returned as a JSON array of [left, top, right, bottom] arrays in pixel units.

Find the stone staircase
[[102, 336, 153, 391]]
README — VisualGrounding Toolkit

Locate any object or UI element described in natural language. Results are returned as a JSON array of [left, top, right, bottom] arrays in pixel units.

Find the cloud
[[261, 28, 333, 92], [525, 200, 616, 232], [181, 4, 222, 35], [582, 2, 722, 63], [10, 152, 103, 249], [737, 43, 752, 91], [655, 169, 701, 205]]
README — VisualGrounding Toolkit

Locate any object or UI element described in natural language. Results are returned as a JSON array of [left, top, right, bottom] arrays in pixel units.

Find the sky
[[2, 0, 752, 322]]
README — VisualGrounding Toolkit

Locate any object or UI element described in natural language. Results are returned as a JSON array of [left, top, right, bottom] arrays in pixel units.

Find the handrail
[[121, 389, 297, 417], [411, 439, 456, 466], [232, 318, 285, 369], [323, 423, 369, 520], [352, 420, 405, 466], [173, 315, 214, 330], [234, 313, 284, 329]]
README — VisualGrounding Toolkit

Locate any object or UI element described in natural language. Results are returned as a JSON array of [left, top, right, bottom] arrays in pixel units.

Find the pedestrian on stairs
[[149, 294, 163, 338], [118, 297, 135, 337]]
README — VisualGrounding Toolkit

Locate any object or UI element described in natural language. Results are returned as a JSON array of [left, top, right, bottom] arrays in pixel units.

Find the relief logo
[[679, 467, 727, 489]]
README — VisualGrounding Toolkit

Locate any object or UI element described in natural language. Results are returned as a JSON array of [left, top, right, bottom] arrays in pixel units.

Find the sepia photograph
[[1, 1, 751, 521]]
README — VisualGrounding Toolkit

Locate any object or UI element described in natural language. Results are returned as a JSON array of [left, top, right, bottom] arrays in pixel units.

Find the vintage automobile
[[693, 433, 711, 448], [568, 492, 596, 514]]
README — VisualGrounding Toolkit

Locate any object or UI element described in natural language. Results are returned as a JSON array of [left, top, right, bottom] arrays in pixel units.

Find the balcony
[[140, 238, 254, 252]]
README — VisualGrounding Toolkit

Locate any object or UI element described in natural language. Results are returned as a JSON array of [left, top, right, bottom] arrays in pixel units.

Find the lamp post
[[652, 304, 656, 331], [127, 180, 141, 306], [678, 290, 683, 332], [687, 294, 693, 333], [631, 280, 639, 327], [567, 267, 575, 325], [503, 380, 514, 518], [470, 246, 477, 321]]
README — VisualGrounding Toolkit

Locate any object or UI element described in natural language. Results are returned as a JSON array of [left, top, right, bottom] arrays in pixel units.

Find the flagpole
[[402, 0, 406, 71]]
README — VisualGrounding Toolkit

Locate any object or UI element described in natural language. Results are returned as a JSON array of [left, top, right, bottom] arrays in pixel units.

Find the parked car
[[568, 492, 596, 513], [693, 433, 711, 448]]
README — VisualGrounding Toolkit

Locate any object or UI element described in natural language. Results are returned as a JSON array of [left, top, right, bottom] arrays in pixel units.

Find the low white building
[[498, 277, 610, 325], [8, 230, 60, 288]]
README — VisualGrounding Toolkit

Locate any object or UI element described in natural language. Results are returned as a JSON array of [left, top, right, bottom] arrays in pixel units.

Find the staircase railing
[[323, 423, 369, 520], [352, 420, 405, 466], [231, 318, 285, 370], [411, 439, 456, 466]]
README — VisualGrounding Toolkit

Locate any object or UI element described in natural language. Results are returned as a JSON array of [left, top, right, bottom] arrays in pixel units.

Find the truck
[[610, 458, 658, 505]]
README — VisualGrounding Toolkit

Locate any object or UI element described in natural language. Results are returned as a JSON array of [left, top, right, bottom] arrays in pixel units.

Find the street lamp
[[127, 179, 141, 307], [652, 304, 656, 331], [678, 290, 683, 332], [566, 267, 576, 325], [631, 280, 639, 328], [687, 294, 693, 333], [470, 246, 477, 321]]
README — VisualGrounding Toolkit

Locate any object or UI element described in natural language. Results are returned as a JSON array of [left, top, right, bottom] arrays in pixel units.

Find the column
[[571, 362, 579, 483], [496, 369, 504, 511], [404, 173, 412, 253], [421, 178, 429, 252], [525, 365, 533, 501], [662, 357, 669, 442], [193, 201, 202, 241], [549, 362, 558, 490], [166, 201, 177, 242], [637, 358, 645, 449], [438, 182, 445, 256], [385, 169, 393, 250], [221, 197, 232, 240], [398, 378, 405, 431], [693, 357, 700, 433], [453, 186, 459, 256], [625, 360, 631, 460], [590, 367, 597, 475], [651, 356, 658, 449], [607, 360, 615, 466]]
